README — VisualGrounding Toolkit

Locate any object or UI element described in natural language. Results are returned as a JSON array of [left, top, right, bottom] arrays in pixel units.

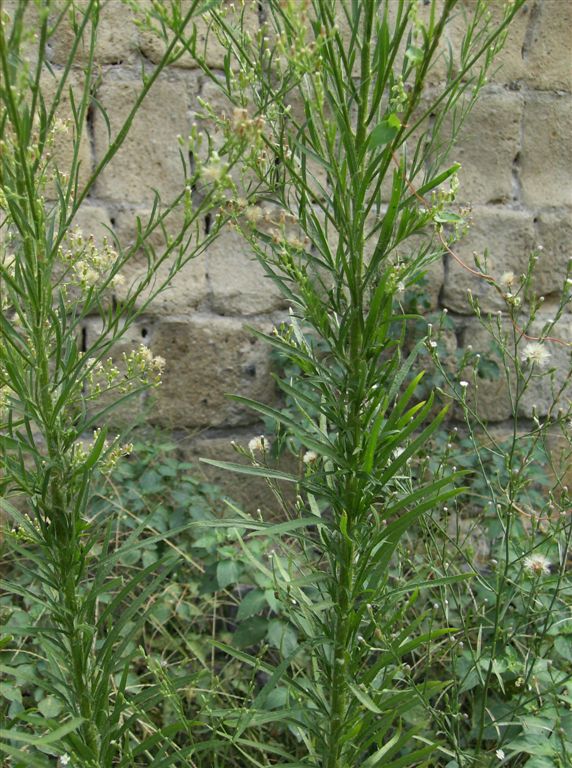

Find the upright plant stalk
[[0, 1, 242, 764], [155, 0, 529, 764]]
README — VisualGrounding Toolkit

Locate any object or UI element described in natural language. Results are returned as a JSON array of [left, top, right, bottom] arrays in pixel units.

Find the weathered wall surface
[[40, 1, 572, 505]]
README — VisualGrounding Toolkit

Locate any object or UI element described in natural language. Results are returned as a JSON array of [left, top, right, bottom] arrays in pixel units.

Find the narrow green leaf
[[0, 717, 84, 745], [0, 743, 51, 768], [362, 729, 402, 767], [200, 459, 298, 483], [349, 683, 383, 714]]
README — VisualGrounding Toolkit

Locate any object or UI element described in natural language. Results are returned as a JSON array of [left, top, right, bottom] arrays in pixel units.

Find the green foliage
[[150, 0, 534, 765], [3, 1, 570, 768]]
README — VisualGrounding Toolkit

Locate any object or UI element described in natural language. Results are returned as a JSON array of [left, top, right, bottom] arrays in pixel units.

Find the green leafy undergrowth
[[0, 436, 303, 764]]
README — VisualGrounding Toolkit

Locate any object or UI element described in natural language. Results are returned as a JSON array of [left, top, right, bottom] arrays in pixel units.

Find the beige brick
[[459, 318, 514, 422], [437, 0, 530, 87], [48, 0, 139, 66], [206, 227, 288, 315], [72, 203, 114, 241], [449, 88, 522, 205], [149, 314, 279, 428], [139, 0, 260, 70], [442, 207, 536, 314], [518, 313, 572, 418], [520, 93, 572, 208], [535, 211, 572, 299], [111, 207, 208, 314], [521, 0, 572, 92], [93, 72, 191, 204]]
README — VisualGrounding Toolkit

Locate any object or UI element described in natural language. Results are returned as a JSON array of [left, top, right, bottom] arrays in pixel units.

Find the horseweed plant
[[422, 251, 572, 767], [131, 0, 536, 765], [0, 1, 245, 764]]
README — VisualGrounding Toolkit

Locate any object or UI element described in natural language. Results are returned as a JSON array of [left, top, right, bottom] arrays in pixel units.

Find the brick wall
[[33, 1, 572, 505]]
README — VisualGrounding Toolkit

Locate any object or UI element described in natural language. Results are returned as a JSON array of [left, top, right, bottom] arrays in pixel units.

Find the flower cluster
[[231, 107, 266, 140], [0, 379, 12, 411], [124, 344, 166, 387], [86, 357, 121, 397], [248, 434, 270, 454], [201, 151, 230, 186], [58, 227, 123, 292], [72, 429, 133, 475]]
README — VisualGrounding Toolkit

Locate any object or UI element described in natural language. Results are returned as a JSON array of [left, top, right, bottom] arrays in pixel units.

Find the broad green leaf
[[37, 696, 63, 718], [0, 743, 51, 768], [233, 617, 268, 648], [405, 45, 424, 63], [433, 211, 464, 224], [236, 589, 267, 620], [217, 559, 240, 588], [267, 620, 298, 657], [349, 682, 383, 714], [370, 116, 400, 148]]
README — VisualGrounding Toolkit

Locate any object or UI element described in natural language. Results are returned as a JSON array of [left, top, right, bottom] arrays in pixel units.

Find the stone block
[[2, 1, 42, 64], [518, 313, 572, 419], [521, 0, 572, 92], [149, 314, 279, 428], [111, 207, 208, 314], [93, 71, 192, 204], [47, 0, 139, 66], [535, 211, 572, 299], [72, 203, 114, 241], [442, 206, 536, 314], [546, 429, 572, 490], [206, 227, 287, 315], [459, 313, 572, 421], [437, 0, 530, 87], [520, 93, 572, 209], [459, 318, 514, 422], [393, 236, 446, 311], [448, 88, 523, 205], [139, 0, 260, 70]]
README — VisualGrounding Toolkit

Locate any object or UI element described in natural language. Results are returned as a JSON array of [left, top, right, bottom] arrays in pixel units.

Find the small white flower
[[523, 553, 551, 576], [248, 435, 269, 453], [245, 205, 263, 224], [459, 380, 469, 388], [303, 450, 318, 464], [396, 280, 405, 293], [202, 152, 227, 184], [499, 271, 515, 289], [60, 756, 71, 767], [496, 749, 505, 761], [429, 340, 437, 348], [521, 342, 551, 368], [110, 272, 125, 288]]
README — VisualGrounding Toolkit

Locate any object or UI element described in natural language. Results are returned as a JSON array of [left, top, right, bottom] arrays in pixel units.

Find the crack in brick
[[521, 0, 542, 61]]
